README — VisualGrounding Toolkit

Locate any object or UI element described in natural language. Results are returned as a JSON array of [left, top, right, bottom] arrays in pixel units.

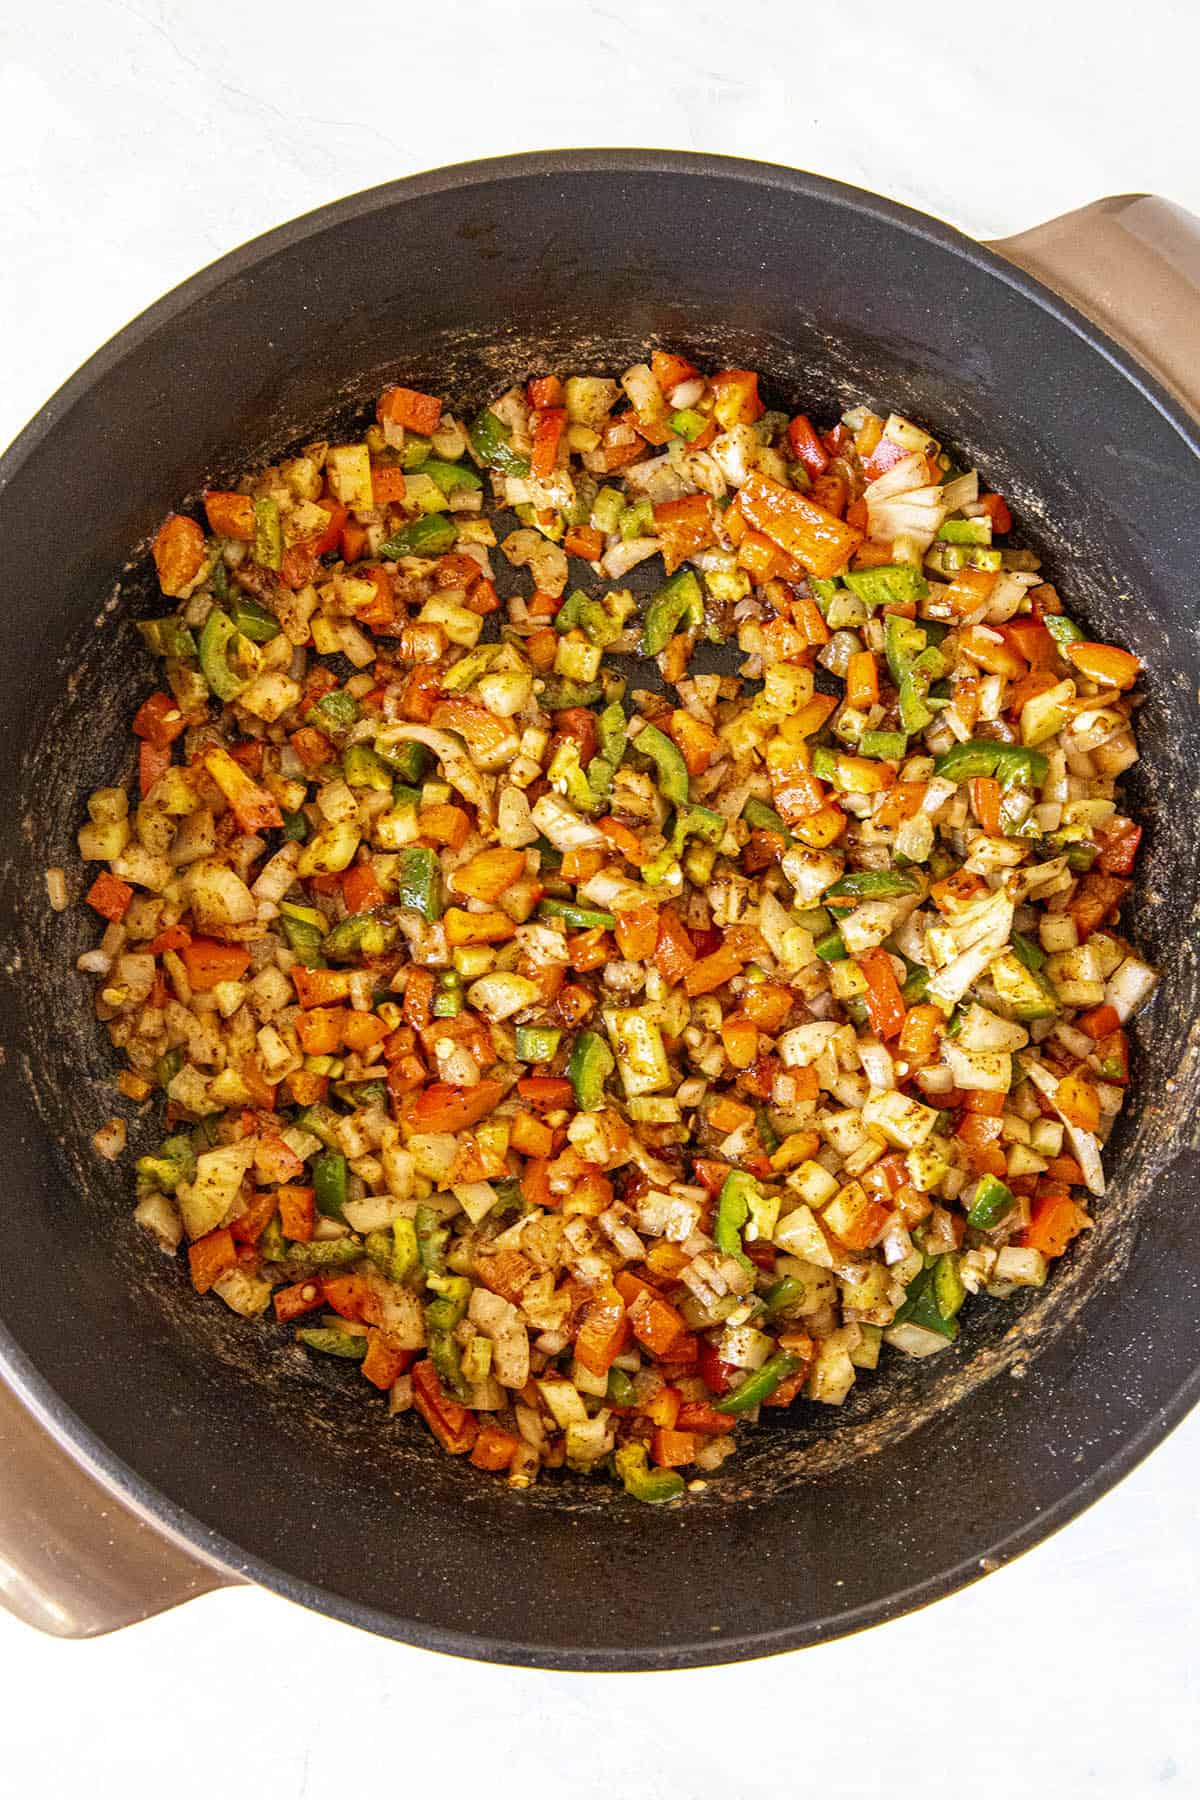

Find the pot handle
[[989, 194, 1200, 421], [0, 1373, 237, 1637]]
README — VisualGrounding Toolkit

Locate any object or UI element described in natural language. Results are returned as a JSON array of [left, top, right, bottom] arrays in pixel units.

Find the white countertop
[[3, 1, 1199, 1792]]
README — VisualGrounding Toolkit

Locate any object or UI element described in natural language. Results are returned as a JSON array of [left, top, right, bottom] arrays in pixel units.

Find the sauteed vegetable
[[69, 354, 1158, 1501]]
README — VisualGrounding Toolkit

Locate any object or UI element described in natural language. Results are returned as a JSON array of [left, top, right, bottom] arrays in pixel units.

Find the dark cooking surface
[[0, 153, 1197, 1667]]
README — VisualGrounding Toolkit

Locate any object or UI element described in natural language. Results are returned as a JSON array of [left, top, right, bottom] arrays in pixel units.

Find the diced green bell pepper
[[859, 729, 908, 760], [968, 1174, 1016, 1231], [138, 616, 198, 660], [815, 929, 848, 962], [641, 803, 724, 888], [322, 910, 397, 959], [135, 1133, 197, 1195], [156, 1045, 185, 1091], [764, 1275, 805, 1317], [229, 594, 280, 642], [416, 1203, 447, 1273], [641, 570, 704, 656], [374, 737, 431, 784], [421, 459, 483, 497], [936, 518, 992, 545], [287, 1238, 363, 1270], [898, 645, 949, 733], [468, 408, 530, 476], [1011, 931, 1047, 972], [312, 1151, 349, 1220], [198, 609, 247, 702], [514, 1024, 562, 1062], [394, 846, 442, 921], [568, 1029, 614, 1110], [631, 723, 689, 806], [305, 687, 360, 736], [538, 898, 617, 930], [398, 433, 432, 469], [297, 1326, 367, 1359], [343, 743, 394, 790], [742, 796, 794, 844], [1044, 613, 1084, 648], [618, 497, 654, 542], [669, 407, 708, 442], [606, 1367, 637, 1406], [556, 588, 618, 646], [280, 910, 325, 966], [591, 487, 625, 534], [282, 809, 309, 842], [293, 1102, 341, 1149], [892, 1255, 963, 1340], [883, 613, 927, 682], [843, 565, 930, 609], [614, 1442, 685, 1504], [364, 1216, 419, 1285], [933, 739, 1048, 789], [538, 676, 603, 710], [901, 964, 930, 1004], [714, 1171, 758, 1273], [253, 496, 283, 571], [587, 701, 628, 806], [379, 514, 458, 558], [433, 970, 463, 1018], [713, 1351, 800, 1415], [825, 868, 916, 899]]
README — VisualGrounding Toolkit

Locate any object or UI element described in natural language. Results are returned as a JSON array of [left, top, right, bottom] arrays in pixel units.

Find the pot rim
[[3, 149, 1198, 1669]]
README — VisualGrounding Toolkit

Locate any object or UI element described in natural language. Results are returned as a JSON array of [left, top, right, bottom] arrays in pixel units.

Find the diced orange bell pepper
[[958, 623, 1026, 678], [709, 369, 764, 428], [230, 1189, 279, 1247], [429, 697, 515, 763], [531, 406, 567, 479], [369, 465, 407, 507], [1078, 1003, 1121, 1040], [707, 1093, 755, 1135], [292, 966, 354, 1008], [340, 1011, 390, 1054], [845, 650, 879, 710], [321, 1273, 379, 1325], [516, 1075, 574, 1110], [417, 804, 471, 850], [786, 414, 830, 476], [857, 947, 907, 1041], [451, 847, 525, 903], [181, 938, 251, 992], [296, 1006, 345, 1056], [654, 906, 696, 986], [377, 385, 443, 433], [361, 1331, 413, 1391], [628, 1287, 689, 1358], [810, 470, 849, 518], [943, 567, 999, 616], [653, 493, 717, 574], [969, 776, 1003, 837], [276, 1185, 315, 1242], [203, 746, 283, 834], [666, 707, 721, 775], [411, 1358, 478, 1455], [1055, 1070, 1101, 1132], [469, 1424, 522, 1470], [650, 350, 699, 392], [132, 690, 188, 747], [399, 665, 444, 722], [563, 524, 604, 561], [152, 514, 206, 597], [1065, 640, 1140, 690], [443, 907, 515, 947], [273, 1278, 325, 1323], [574, 1283, 631, 1376], [1068, 872, 1130, 940], [978, 492, 1013, 534], [401, 968, 436, 1031], [898, 1003, 943, 1065], [1022, 1189, 1091, 1258], [683, 944, 745, 997], [874, 782, 927, 829], [188, 1228, 237, 1295], [741, 981, 793, 1030], [720, 1013, 759, 1069], [85, 871, 134, 921], [203, 490, 255, 540], [790, 805, 846, 849], [738, 469, 864, 578], [401, 1079, 504, 1135], [510, 1112, 554, 1158]]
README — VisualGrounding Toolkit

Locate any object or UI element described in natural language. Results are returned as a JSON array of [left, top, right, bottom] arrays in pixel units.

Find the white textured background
[[2, 1, 1198, 1793]]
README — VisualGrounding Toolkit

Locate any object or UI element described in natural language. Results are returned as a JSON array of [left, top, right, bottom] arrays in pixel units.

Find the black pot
[[2, 153, 1198, 1669]]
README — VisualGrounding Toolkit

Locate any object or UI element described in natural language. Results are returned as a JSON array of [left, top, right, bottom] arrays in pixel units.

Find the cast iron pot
[[2, 152, 1199, 1670]]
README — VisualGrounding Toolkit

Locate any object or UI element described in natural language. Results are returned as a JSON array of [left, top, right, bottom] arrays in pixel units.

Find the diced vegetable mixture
[[70, 355, 1158, 1503]]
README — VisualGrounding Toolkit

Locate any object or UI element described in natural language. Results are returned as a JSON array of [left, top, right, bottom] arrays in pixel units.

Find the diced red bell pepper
[[139, 739, 172, 796], [411, 1358, 478, 1455], [786, 414, 830, 476], [377, 385, 443, 434], [132, 690, 188, 747], [85, 871, 134, 922]]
